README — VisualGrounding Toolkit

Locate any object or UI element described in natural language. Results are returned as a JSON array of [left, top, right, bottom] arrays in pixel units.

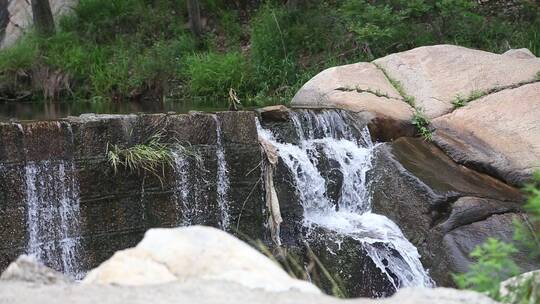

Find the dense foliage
[[0, 0, 539, 107]]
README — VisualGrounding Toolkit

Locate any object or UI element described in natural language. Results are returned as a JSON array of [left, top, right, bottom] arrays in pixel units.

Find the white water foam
[[257, 110, 433, 291], [24, 160, 82, 279], [213, 115, 231, 230], [22, 123, 83, 279]]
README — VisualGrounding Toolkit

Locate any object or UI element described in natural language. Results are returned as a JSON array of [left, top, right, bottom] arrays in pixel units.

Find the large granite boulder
[[373, 45, 540, 119], [291, 62, 415, 140], [83, 226, 320, 294], [432, 82, 540, 186]]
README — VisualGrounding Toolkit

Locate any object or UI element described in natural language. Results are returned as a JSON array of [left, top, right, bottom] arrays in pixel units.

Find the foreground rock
[[0, 280, 499, 304], [0, 237, 498, 304], [291, 62, 415, 140], [500, 270, 540, 302], [373, 45, 540, 118], [432, 82, 540, 185], [83, 226, 319, 294], [0, 255, 72, 285]]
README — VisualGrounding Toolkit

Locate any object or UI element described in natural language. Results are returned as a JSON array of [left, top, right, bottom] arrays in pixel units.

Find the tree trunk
[[187, 0, 202, 38], [31, 0, 55, 37]]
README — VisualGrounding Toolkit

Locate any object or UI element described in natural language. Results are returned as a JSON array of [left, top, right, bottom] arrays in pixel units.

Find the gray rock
[[503, 48, 536, 59], [0, 279, 498, 304], [500, 270, 540, 302], [0, 255, 72, 285], [369, 139, 531, 286]]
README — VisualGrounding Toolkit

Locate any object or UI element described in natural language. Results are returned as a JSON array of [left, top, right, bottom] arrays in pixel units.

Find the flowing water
[[257, 110, 433, 291], [20, 122, 83, 279], [171, 115, 230, 230], [213, 115, 231, 230], [171, 148, 209, 226]]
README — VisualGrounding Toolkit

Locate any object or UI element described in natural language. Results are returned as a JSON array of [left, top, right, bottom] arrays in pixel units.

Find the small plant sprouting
[[536, 71, 540, 81], [106, 132, 174, 185], [452, 95, 467, 108], [373, 63, 416, 106], [336, 86, 390, 99], [412, 110, 432, 141], [452, 90, 486, 108]]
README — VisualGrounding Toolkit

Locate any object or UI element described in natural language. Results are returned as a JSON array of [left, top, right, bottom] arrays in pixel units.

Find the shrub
[[514, 171, 540, 260], [453, 238, 520, 299], [341, 0, 540, 59], [0, 35, 39, 72]]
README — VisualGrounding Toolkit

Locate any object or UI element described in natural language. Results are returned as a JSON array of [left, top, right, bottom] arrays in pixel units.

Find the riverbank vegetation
[[0, 0, 539, 108]]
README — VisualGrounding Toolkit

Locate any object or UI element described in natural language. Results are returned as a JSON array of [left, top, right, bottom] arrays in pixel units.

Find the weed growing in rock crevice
[[412, 110, 432, 141], [452, 90, 487, 108], [107, 132, 174, 185]]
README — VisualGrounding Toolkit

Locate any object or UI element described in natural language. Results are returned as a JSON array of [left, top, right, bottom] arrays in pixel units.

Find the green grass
[[412, 110, 432, 141], [183, 51, 251, 102], [452, 90, 487, 108], [107, 132, 174, 185], [374, 63, 416, 106]]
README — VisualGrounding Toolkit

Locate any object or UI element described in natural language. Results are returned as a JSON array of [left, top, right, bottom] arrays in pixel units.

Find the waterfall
[[171, 150, 191, 225], [213, 115, 231, 230], [171, 148, 209, 225], [171, 115, 230, 230], [22, 123, 83, 279], [257, 110, 433, 291]]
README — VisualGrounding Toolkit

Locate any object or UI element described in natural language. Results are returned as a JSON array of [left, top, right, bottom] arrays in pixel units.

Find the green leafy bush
[[0, 35, 39, 72], [453, 238, 520, 299], [341, 0, 540, 59], [0, 0, 539, 106], [514, 171, 540, 260]]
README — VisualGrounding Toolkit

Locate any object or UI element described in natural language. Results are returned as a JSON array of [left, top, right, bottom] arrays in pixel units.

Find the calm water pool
[[0, 100, 229, 121]]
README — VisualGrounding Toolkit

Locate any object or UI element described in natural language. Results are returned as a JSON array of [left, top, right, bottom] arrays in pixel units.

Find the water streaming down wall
[[171, 149, 206, 226], [0, 112, 261, 280], [213, 115, 231, 230], [170, 115, 231, 230], [257, 110, 434, 291], [21, 122, 83, 279]]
